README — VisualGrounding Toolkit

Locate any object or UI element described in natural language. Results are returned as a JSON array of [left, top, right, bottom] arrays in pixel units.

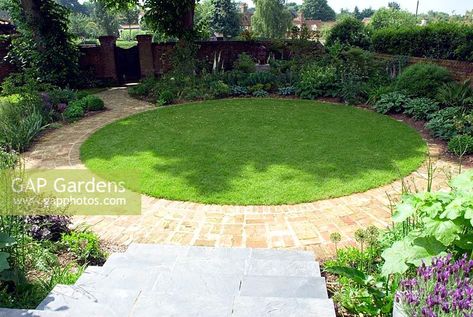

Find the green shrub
[[296, 64, 337, 99], [448, 135, 473, 156], [233, 53, 256, 73], [366, 85, 396, 105], [230, 85, 249, 96], [241, 72, 276, 89], [0, 148, 18, 170], [403, 97, 440, 121], [252, 90, 269, 98], [76, 91, 90, 100], [372, 22, 473, 61], [63, 103, 85, 122], [209, 81, 230, 98], [81, 95, 105, 111], [48, 88, 77, 105], [182, 87, 204, 100], [0, 94, 45, 151], [396, 63, 452, 98], [372, 92, 410, 114], [61, 230, 106, 265], [436, 80, 473, 110], [222, 70, 246, 86], [157, 90, 174, 106], [128, 77, 159, 98], [326, 16, 370, 49], [278, 86, 296, 96], [425, 107, 463, 140]]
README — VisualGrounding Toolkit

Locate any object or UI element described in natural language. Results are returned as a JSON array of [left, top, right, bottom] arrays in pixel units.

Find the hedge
[[371, 22, 473, 61]]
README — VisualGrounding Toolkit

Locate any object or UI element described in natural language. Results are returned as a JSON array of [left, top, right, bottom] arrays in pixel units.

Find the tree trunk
[[20, 0, 47, 54], [182, 0, 195, 34]]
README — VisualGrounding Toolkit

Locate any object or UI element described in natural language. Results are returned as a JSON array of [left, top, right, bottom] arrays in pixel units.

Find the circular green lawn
[[80, 99, 427, 205]]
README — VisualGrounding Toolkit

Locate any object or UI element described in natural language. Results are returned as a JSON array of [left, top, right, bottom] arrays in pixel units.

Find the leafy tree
[[387, 2, 400, 10], [360, 8, 375, 19], [91, 1, 119, 36], [194, 0, 212, 39], [302, 0, 336, 21], [209, 0, 240, 38], [251, 0, 292, 39], [69, 13, 99, 38], [326, 16, 369, 48], [2, 0, 80, 86], [285, 2, 301, 14], [370, 7, 417, 30], [353, 6, 361, 20], [57, 0, 87, 14]]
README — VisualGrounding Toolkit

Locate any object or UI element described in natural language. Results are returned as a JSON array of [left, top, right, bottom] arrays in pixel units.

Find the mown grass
[[81, 98, 427, 205]]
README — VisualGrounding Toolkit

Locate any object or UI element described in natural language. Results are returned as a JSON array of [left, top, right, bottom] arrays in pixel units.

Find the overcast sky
[[244, 0, 472, 15]]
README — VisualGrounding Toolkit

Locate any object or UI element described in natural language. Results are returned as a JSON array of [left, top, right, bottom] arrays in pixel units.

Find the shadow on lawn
[[80, 99, 427, 204]]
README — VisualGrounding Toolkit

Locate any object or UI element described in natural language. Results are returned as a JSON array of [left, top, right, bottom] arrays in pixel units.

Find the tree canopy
[[302, 0, 336, 21], [370, 7, 417, 30], [252, 0, 292, 39], [209, 0, 240, 38]]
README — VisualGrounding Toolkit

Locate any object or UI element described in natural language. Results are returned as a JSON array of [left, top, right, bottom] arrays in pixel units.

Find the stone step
[[36, 284, 140, 317], [0, 308, 67, 317], [232, 297, 336, 317]]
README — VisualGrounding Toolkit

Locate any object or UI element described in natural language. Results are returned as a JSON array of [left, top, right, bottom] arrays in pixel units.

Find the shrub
[[76, 91, 90, 100], [48, 88, 77, 106], [372, 22, 473, 61], [61, 230, 106, 265], [447, 135, 473, 156], [372, 92, 410, 114], [326, 16, 370, 49], [128, 77, 159, 98], [403, 98, 440, 121], [81, 95, 105, 111], [209, 81, 230, 98], [233, 53, 256, 73], [0, 148, 18, 170], [182, 88, 204, 100], [396, 63, 452, 98], [230, 85, 249, 96], [278, 86, 296, 96], [241, 72, 276, 89], [252, 90, 269, 98], [296, 64, 337, 99], [0, 94, 45, 151], [157, 90, 174, 106], [425, 107, 463, 140], [222, 70, 246, 86], [436, 80, 473, 111], [63, 103, 85, 122], [24, 216, 71, 241]]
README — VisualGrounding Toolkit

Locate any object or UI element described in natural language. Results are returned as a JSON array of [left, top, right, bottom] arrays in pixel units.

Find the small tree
[[326, 16, 370, 48], [209, 0, 240, 38], [370, 7, 417, 30]]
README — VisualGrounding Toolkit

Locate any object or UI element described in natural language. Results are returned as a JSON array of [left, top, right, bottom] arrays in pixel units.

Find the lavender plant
[[396, 254, 473, 317]]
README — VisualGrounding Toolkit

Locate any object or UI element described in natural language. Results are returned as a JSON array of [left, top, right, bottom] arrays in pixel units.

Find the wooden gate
[[115, 45, 141, 83]]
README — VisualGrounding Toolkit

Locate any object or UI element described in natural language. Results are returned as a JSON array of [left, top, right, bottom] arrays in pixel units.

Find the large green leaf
[[408, 237, 446, 266], [381, 239, 411, 276], [464, 206, 473, 226], [0, 252, 10, 272], [440, 197, 464, 220], [0, 233, 15, 248], [454, 234, 473, 251], [423, 217, 461, 246], [451, 170, 473, 192], [392, 202, 415, 223], [325, 266, 366, 285]]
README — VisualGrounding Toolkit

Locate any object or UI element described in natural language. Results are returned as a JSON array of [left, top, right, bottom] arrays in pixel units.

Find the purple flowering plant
[[397, 254, 473, 317]]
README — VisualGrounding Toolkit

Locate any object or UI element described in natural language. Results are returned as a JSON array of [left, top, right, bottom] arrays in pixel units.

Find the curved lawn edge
[[80, 98, 428, 206]]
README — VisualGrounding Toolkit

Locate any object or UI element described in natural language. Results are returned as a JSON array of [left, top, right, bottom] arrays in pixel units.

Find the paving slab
[[239, 276, 328, 299], [0, 309, 67, 317], [247, 258, 320, 277]]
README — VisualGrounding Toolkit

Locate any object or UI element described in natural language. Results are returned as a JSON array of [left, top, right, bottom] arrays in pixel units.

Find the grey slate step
[[232, 297, 336, 317], [36, 284, 140, 317], [240, 275, 328, 299], [0, 308, 67, 317]]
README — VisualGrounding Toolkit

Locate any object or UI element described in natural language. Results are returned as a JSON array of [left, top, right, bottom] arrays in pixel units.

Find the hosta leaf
[[381, 240, 411, 276], [440, 198, 464, 220], [0, 233, 15, 248], [423, 217, 461, 246], [392, 202, 415, 223]]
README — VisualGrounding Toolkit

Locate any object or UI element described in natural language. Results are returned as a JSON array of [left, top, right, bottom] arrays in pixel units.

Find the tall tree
[[251, 0, 292, 39], [209, 0, 240, 38], [302, 0, 336, 21], [56, 0, 87, 14], [92, 0, 119, 36], [370, 7, 417, 29], [387, 2, 400, 10]]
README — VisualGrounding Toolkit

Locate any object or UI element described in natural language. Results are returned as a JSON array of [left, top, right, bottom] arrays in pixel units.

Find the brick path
[[24, 89, 460, 259]]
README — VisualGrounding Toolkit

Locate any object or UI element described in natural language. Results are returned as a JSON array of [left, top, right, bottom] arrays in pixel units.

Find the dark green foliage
[[63, 103, 85, 122], [48, 88, 77, 106], [296, 64, 337, 99], [241, 72, 276, 89], [302, 0, 336, 21], [372, 22, 473, 61], [0, 94, 45, 151], [373, 92, 410, 114], [61, 230, 106, 265], [278, 86, 296, 96], [233, 53, 256, 73], [209, 81, 230, 97], [209, 0, 241, 38], [396, 64, 452, 98], [448, 135, 473, 156], [403, 98, 440, 121], [436, 80, 473, 111], [157, 90, 175, 106], [128, 77, 159, 98], [425, 107, 464, 140], [252, 89, 269, 97], [3, 0, 80, 86], [230, 85, 249, 96], [326, 17, 370, 48], [82, 95, 105, 111]]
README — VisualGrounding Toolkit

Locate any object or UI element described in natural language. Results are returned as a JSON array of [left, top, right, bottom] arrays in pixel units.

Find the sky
[[244, 0, 472, 15]]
